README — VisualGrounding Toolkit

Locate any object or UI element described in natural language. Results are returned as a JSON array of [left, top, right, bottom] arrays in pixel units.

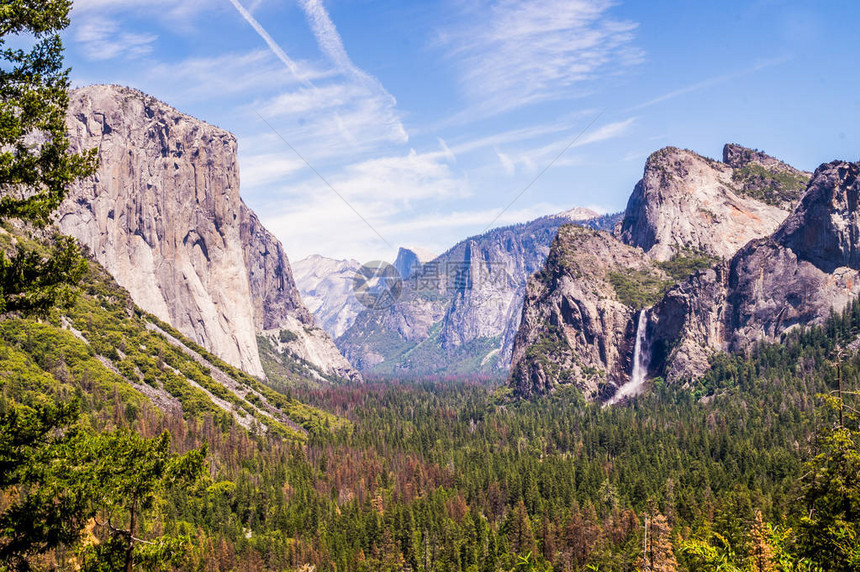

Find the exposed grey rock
[[510, 144, 816, 398], [393, 246, 435, 280], [776, 161, 860, 272], [337, 209, 599, 375], [646, 263, 730, 382], [619, 146, 790, 261], [59, 85, 265, 376], [723, 143, 801, 173], [58, 84, 357, 382], [722, 143, 811, 210], [509, 225, 665, 398], [650, 160, 860, 382], [240, 203, 313, 330], [240, 204, 360, 382]]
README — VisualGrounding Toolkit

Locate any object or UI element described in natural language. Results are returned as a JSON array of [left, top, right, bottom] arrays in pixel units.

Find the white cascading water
[[608, 309, 649, 405]]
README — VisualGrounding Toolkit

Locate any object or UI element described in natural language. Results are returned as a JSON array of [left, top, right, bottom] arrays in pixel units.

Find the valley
[[2, 2, 860, 571]]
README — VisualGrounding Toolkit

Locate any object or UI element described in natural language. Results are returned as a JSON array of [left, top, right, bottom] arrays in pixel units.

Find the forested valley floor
[[4, 255, 860, 570]]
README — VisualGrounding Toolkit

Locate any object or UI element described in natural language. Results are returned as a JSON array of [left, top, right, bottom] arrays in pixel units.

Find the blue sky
[[65, 0, 860, 262]]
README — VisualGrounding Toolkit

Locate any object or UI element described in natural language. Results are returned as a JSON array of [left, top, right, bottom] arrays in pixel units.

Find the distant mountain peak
[[394, 246, 437, 279], [556, 207, 600, 222]]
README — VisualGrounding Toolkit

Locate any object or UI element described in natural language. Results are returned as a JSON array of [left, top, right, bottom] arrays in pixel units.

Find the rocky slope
[[58, 85, 357, 382], [650, 160, 860, 382], [511, 144, 815, 399], [723, 143, 811, 210], [509, 225, 666, 398], [335, 209, 599, 375], [0, 223, 346, 440], [618, 146, 808, 261]]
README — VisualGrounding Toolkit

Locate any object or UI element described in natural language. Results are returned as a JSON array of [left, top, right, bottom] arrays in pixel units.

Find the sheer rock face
[[618, 146, 791, 261], [509, 144, 830, 398], [776, 161, 860, 272], [58, 85, 357, 382], [393, 247, 435, 280], [509, 226, 665, 399], [646, 264, 730, 382], [239, 205, 360, 382], [240, 203, 313, 331], [59, 85, 264, 376], [651, 161, 860, 382]]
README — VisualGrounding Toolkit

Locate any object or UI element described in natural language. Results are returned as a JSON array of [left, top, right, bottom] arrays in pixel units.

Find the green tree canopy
[[0, 0, 96, 314]]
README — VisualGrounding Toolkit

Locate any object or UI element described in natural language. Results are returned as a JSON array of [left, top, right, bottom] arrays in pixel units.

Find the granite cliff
[[617, 146, 806, 261], [511, 144, 816, 399], [58, 85, 357, 382], [393, 246, 436, 280], [509, 225, 666, 398], [650, 160, 860, 382]]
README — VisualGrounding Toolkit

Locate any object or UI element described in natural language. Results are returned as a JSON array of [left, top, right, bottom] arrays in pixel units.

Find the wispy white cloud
[[440, 0, 642, 117], [238, 151, 306, 188], [262, 196, 575, 261], [250, 141, 471, 259], [296, 0, 407, 143], [226, 0, 314, 87], [574, 117, 635, 146], [496, 150, 516, 176], [142, 50, 332, 104], [334, 148, 467, 204], [629, 55, 792, 111], [492, 117, 635, 174], [72, 0, 216, 23], [75, 17, 157, 60], [444, 113, 593, 155], [259, 93, 408, 158], [299, 0, 374, 86], [72, 0, 171, 10], [225, 0, 407, 164], [271, 143, 467, 207]]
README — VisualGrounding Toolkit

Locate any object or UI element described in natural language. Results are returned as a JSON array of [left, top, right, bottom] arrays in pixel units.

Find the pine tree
[[747, 510, 776, 572], [797, 405, 860, 571], [0, 400, 85, 569], [74, 430, 207, 572], [0, 0, 97, 314], [637, 513, 678, 572], [504, 500, 537, 558]]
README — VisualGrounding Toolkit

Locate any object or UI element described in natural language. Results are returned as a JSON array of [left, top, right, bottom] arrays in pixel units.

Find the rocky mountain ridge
[[58, 85, 357, 383], [292, 255, 364, 339], [328, 208, 601, 376], [650, 159, 860, 382], [510, 225, 665, 398], [510, 143, 823, 399], [393, 246, 436, 279], [617, 146, 805, 261]]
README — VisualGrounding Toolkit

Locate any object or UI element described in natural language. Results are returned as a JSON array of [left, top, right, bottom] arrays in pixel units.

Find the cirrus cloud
[[440, 0, 642, 117]]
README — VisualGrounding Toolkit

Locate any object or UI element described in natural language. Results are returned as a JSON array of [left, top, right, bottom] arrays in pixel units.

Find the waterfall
[[608, 309, 649, 405]]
